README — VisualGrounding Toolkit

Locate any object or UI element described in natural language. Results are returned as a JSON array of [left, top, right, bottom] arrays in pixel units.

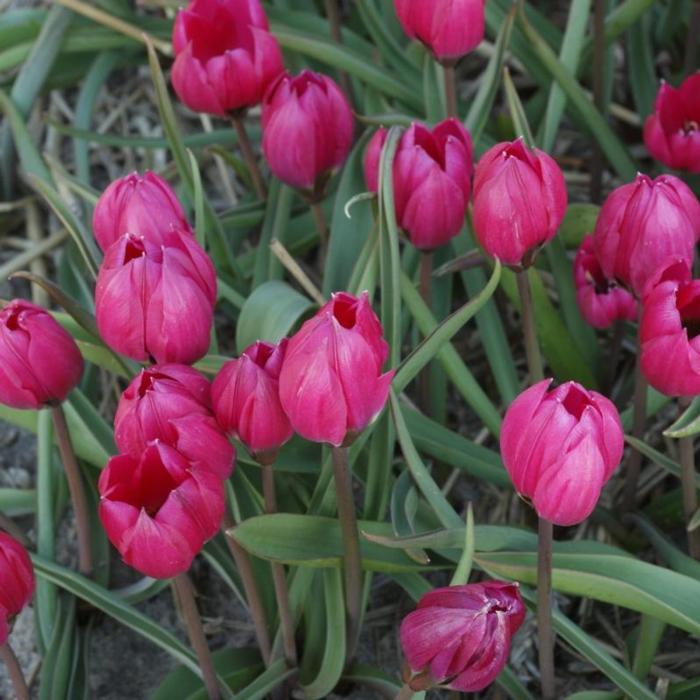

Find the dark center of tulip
[[333, 296, 358, 329], [4, 309, 21, 331], [123, 238, 146, 264], [561, 386, 590, 419], [248, 342, 274, 368], [683, 120, 699, 134], [137, 371, 169, 397], [488, 602, 508, 614], [678, 290, 700, 340], [413, 128, 445, 169], [138, 456, 183, 517], [585, 266, 612, 295]]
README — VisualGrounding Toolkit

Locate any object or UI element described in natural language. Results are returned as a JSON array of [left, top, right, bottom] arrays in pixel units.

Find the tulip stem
[[443, 63, 458, 118], [51, 404, 92, 578], [324, 0, 354, 104], [0, 643, 29, 700], [310, 202, 329, 268], [222, 514, 272, 665], [419, 252, 433, 414], [537, 517, 555, 700], [516, 270, 544, 382], [394, 683, 415, 700], [172, 573, 221, 700], [331, 445, 362, 664], [260, 461, 298, 669], [622, 329, 647, 512], [684, 1, 700, 74], [232, 115, 267, 201], [590, 0, 606, 204], [678, 397, 700, 559]]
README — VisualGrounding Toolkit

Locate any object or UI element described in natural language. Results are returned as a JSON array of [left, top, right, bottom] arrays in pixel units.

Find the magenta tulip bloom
[[95, 233, 216, 365], [212, 340, 293, 462], [472, 138, 568, 268], [99, 441, 225, 579], [393, 0, 485, 64], [0, 532, 34, 646], [0, 300, 83, 410], [279, 292, 394, 446], [171, 0, 283, 117], [400, 582, 525, 692], [262, 71, 354, 194], [92, 171, 192, 252], [593, 173, 700, 298], [115, 365, 234, 479], [644, 74, 700, 173], [363, 119, 473, 250], [501, 379, 623, 526], [574, 236, 637, 329]]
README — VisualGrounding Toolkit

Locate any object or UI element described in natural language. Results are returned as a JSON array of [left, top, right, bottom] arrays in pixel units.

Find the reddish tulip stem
[[260, 461, 298, 669], [537, 517, 555, 700], [443, 63, 458, 119], [684, 1, 700, 74], [232, 115, 267, 201], [590, 0, 606, 204], [0, 643, 29, 700], [678, 397, 700, 559], [324, 0, 354, 104], [172, 573, 221, 700], [331, 445, 362, 664], [310, 202, 329, 267], [51, 404, 93, 578], [623, 329, 647, 512], [516, 270, 544, 382], [394, 684, 415, 700], [222, 514, 272, 665]]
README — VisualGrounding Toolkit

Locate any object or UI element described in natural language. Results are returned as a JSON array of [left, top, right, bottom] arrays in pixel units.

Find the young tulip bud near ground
[[0, 300, 84, 410], [574, 235, 637, 329], [98, 441, 225, 579], [92, 171, 192, 252], [0, 532, 34, 647], [262, 70, 354, 196], [115, 365, 234, 479], [644, 73, 700, 173], [171, 0, 283, 116], [400, 582, 525, 692], [364, 119, 473, 250], [95, 232, 216, 365], [501, 379, 624, 526], [393, 0, 485, 65], [212, 340, 293, 462], [279, 292, 394, 446], [592, 173, 700, 298], [472, 138, 568, 268]]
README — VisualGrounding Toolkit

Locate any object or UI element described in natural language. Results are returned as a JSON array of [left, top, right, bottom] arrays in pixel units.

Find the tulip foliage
[[1, 1, 700, 700]]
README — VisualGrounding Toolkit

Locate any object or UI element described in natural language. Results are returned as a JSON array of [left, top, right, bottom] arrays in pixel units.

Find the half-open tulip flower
[[262, 71, 354, 195], [92, 172, 192, 252], [115, 365, 234, 479], [641, 267, 700, 397], [574, 236, 637, 329], [472, 138, 567, 268], [279, 292, 394, 446], [400, 582, 525, 692], [0, 300, 83, 410], [593, 173, 700, 298], [644, 74, 700, 173], [212, 340, 293, 461], [393, 0, 485, 64], [171, 0, 283, 117], [99, 441, 224, 579], [363, 119, 473, 250], [96, 233, 216, 365], [0, 532, 34, 646], [501, 379, 624, 526]]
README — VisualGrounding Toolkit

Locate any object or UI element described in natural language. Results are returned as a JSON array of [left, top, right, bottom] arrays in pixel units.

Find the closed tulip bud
[[363, 119, 473, 250], [644, 74, 700, 173], [472, 138, 568, 268], [593, 173, 700, 298], [0, 300, 83, 410], [171, 0, 283, 117], [574, 236, 637, 329], [262, 71, 354, 195], [92, 172, 192, 252], [115, 365, 234, 479], [400, 582, 525, 693], [279, 291, 394, 446], [212, 340, 293, 462], [99, 441, 224, 579], [393, 0, 485, 64], [96, 233, 216, 365], [501, 379, 624, 526], [0, 532, 34, 646]]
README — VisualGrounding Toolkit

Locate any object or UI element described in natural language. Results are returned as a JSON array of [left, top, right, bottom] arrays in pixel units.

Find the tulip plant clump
[[2, 1, 700, 699]]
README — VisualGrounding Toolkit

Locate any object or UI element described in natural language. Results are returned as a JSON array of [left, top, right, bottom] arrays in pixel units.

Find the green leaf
[[342, 664, 401, 698], [0, 488, 35, 515], [235, 660, 294, 700], [627, 12, 656, 120], [664, 397, 700, 438], [624, 435, 699, 490], [450, 504, 475, 585], [235, 280, 314, 353], [559, 204, 600, 249], [39, 595, 76, 700], [496, 666, 536, 700], [503, 67, 535, 145]]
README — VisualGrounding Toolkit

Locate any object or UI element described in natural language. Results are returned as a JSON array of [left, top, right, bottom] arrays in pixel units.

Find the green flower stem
[[678, 397, 700, 559], [538, 517, 555, 700], [231, 115, 267, 201], [516, 270, 544, 382]]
